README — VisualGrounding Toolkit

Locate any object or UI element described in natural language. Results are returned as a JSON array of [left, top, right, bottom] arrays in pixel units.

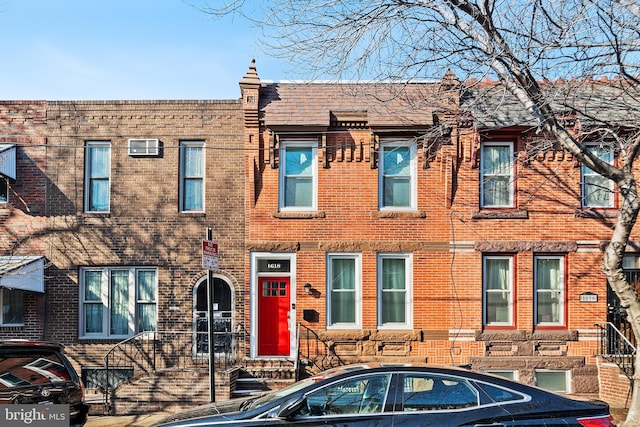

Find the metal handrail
[[595, 322, 636, 380], [102, 328, 244, 414], [296, 323, 344, 380]]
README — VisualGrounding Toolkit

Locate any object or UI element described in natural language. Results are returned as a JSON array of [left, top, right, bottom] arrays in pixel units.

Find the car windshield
[[248, 366, 354, 411]]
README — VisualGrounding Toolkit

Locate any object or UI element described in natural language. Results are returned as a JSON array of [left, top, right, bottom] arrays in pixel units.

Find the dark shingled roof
[[462, 79, 640, 128], [259, 82, 453, 128]]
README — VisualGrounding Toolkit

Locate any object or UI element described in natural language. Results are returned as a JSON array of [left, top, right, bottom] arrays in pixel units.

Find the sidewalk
[[86, 413, 170, 427]]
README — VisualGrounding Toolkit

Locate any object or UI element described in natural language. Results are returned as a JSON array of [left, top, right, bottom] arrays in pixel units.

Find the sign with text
[[202, 240, 219, 270], [2, 405, 69, 427]]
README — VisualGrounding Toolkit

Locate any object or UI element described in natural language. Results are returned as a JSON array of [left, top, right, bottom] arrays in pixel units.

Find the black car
[[0, 340, 89, 427], [153, 363, 614, 427]]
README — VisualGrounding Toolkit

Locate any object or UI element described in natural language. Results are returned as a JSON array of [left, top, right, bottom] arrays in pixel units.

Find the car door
[[282, 373, 394, 426], [391, 372, 517, 427]]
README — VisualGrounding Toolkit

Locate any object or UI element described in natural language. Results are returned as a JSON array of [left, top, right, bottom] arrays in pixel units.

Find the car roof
[[0, 339, 65, 350]]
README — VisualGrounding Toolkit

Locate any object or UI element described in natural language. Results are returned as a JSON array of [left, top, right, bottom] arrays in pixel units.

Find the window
[[0, 177, 7, 203], [379, 139, 416, 210], [0, 288, 24, 325], [85, 141, 110, 212], [180, 141, 204, 212], [327, 254, 361, 329], [377, 253, 412, 329], [480, 142, 514, 208], [535, 255, 565, 326], [483, 255, 514, 326], [582, 143, 614, 208], [300, 374, 391, 416], [279, 140, 317, 211], [401, 374, 478, 411], [534, 370, 570, 393], [80, 267, 157, 338], [483, 370, 518, 381]]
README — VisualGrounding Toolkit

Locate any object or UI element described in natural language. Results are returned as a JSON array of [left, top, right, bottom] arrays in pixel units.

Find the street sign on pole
[[202, 239, 219, 270]]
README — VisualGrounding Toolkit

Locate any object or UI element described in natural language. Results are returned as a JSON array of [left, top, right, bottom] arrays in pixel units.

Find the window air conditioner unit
[[128, 139, 159, 156]]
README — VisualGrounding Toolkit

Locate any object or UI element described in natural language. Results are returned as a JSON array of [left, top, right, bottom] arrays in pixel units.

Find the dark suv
[[0, 340, 89, 426]]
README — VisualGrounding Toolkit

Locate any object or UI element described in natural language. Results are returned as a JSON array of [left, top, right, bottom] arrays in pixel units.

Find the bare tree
[[200, 0, 640, 423]]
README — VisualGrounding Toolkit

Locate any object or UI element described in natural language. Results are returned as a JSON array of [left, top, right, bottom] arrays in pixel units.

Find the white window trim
[[483, 255, 514, 327], [327, 253, 362, 329], [534, 369, 571, 393], [581, 143, 614, 208], [84, 141, 111, 213], [378, 139, 417, 211], [377, 253, 413, 330], [79, 267, 157, 339], [483, 369, 519, 381], [480, 141, 514, 208], [534, 255, 565, 326], [179, 140, 205, 212], [278, 139, 318, 212]]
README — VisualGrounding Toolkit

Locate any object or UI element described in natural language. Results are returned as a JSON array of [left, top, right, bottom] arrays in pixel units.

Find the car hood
[[151, 396, 266, 426]]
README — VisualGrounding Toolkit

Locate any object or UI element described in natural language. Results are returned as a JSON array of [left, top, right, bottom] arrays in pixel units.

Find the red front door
[[258, 277, 290, 356]]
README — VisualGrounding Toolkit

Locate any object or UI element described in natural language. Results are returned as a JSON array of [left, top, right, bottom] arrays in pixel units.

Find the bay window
[[80, 267, 157, 338]]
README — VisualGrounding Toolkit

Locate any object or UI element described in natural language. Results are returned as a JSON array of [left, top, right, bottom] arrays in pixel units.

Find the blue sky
[[0, 0, 289, 100]]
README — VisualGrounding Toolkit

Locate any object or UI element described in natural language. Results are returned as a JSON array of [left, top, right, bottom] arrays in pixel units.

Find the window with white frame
[[480, 142, 514, 208], [0, 177, 7, 203], [483, 255, 514, 326], [80, 267, 157, 338], [180, 140, 205, 212], [1, 288, 24, 325], [582, 143, 614, 208], [279, 140, 317, 211], [535, 255, 565, 326], [483, 369, 518, 381], [534, 369, 570, 393], [327, 253, 361, 329], [377, 253, 412, 328], [379, 139, 416, 210], [85, 141, 111, 213]]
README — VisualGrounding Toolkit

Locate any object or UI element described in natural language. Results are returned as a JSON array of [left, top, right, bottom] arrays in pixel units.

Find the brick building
[[239, 62, 638, 404], [0, 62, 636, 413]]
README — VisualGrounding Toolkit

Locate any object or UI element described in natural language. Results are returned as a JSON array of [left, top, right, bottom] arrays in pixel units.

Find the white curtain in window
[[89, 146, 110, 211], [381, 258, 406, 324], [331, 258, 356, 324], [183, 145, 203, 210], [482, 145, 511, 206], [110, 271, 129, 335], [285, 147, 313, 207], [485, 258, 510, 323], [536, 258, 561, 323], [137, 270, 157, 332], [84, 271, 103, 333]]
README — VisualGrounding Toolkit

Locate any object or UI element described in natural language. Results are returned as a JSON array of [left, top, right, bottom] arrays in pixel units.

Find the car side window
[[300, 374, 391, 416], [401, 374, 479, 411]]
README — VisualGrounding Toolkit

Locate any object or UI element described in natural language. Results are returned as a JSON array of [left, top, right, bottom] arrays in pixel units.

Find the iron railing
[[103, 327, 244, 413], [595, 322, 636, 380], [295, 323, 344, 380]]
